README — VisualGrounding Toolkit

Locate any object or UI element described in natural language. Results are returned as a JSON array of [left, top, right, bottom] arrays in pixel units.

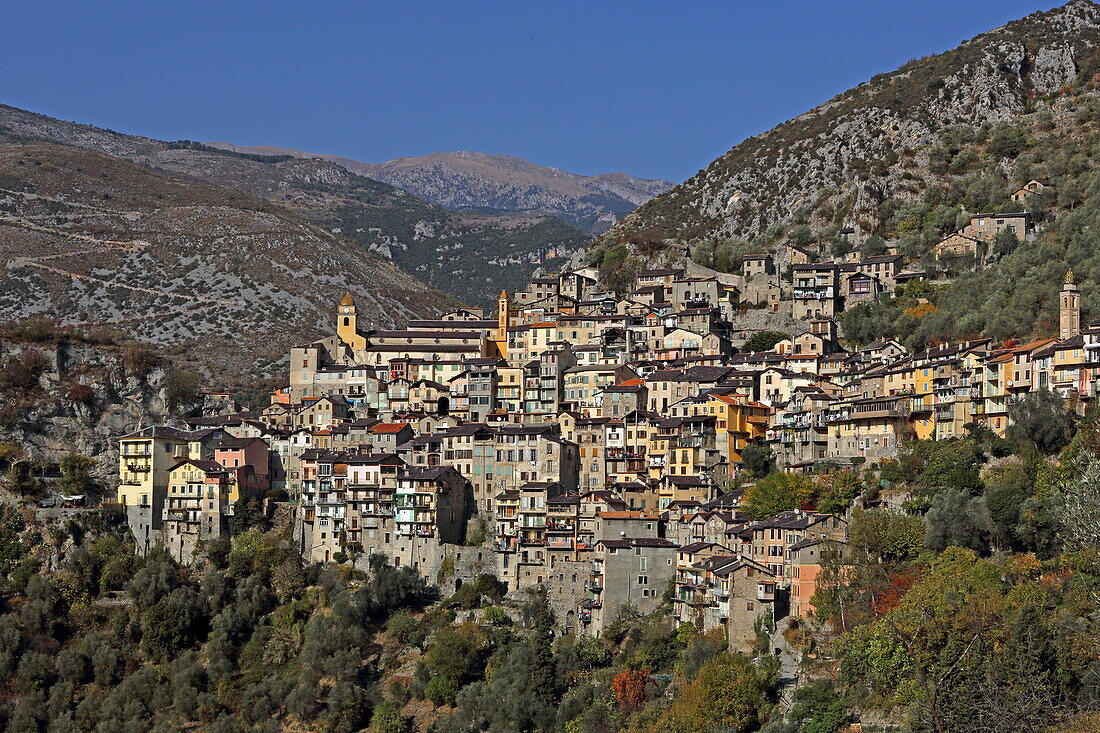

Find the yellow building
[[163, 459, 230, 562], [117, 426, 226, 551], [674, 394, 771, 464], [117, 426, 218, 507]]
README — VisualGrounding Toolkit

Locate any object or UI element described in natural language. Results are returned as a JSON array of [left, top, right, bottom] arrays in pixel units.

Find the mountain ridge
[[206, 143, 674, 234]]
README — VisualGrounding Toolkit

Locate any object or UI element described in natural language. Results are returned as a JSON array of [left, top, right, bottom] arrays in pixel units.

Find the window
[[637, 575, 648, 585]]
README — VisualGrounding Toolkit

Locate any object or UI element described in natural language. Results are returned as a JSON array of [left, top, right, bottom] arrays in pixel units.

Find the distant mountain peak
[[205, 143, 674, 234]]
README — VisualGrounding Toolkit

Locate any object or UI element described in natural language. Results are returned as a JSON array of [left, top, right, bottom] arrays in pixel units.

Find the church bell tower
[[1060, 271, 1081, 340]]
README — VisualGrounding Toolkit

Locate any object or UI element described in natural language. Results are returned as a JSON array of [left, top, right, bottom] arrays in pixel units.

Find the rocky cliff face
[[599, 0, 1100, 249], [208, 146, 675, 235], [0, 340, 175, 482]]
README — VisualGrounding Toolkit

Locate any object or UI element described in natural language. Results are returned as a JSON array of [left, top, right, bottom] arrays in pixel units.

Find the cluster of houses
[[114, 248, 1095, 647]]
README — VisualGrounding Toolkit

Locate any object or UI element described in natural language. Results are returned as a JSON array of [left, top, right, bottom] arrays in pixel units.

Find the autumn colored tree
[[610, 667, 650, 712], [658, 653, 770, 732], [837, 547, 1091, 733], [814, 469, 865, 515]]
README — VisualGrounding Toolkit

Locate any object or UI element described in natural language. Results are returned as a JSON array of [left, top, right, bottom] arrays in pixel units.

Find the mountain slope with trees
[[602, 1, 1099, 246], [586, 0, 1100, 346]]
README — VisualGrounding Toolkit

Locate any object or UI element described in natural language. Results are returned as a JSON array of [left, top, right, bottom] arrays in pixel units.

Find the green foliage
[[986, 123, 1028, 159], [690, 238, 759, 273], [788, 679, 848, 733], [814, 469, 865, 516], [837, 546, 1094, 731], [896, 438, 985, 499], [416, 624, 490, 705], [924, 488, 992, 553], [227, 498, 267, 536], [849, 508, 926, 562], [658, 652, 772, 732], [370, 699, 410, 733], [1006, 390, 1076, 454], [740, 443, 775, 479], [596, 243, 641, 296], [227, 530, 287, 578], [58, 453, 94, 495], [741, 330, 789, 353], [164, 368, 202, 412]]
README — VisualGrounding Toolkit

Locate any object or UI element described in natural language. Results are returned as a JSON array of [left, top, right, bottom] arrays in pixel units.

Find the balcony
[[588, 577, 603, 592], [757, 583, 776, 602], [546, 536, 574, 549], [121, 449, 152, 458]]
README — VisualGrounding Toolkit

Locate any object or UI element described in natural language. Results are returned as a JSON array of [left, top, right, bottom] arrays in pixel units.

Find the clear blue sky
[[1, 0, 1061, 182]]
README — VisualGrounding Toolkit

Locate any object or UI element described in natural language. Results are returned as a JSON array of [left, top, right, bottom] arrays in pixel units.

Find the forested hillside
[[839, 71, 1100, 348]]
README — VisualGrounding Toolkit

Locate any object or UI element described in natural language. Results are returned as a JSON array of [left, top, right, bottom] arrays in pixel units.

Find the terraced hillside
[[0, 143, 457, 386], [0, 106, 590, 306]]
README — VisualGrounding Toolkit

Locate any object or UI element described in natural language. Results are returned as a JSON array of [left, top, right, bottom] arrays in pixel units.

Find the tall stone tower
[[1060, 271, 1081, 340]]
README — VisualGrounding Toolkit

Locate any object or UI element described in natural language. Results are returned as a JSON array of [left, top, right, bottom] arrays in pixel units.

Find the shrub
[[122, 343, 160, 378], [0, 350, 48, 392], [66, 383, 95, 404]]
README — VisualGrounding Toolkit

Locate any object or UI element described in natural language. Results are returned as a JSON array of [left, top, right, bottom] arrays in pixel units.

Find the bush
[[66, 383, 95, 404], [0, 350, 48, 392], [658, 653, 770, 732], [740, 444, 775, 479], [370, 700, 410, 733], [122, 343, 160, 378], [741, 331, 788, 353], [742, 472, 815, 519], [1006, 390, 1076, 455]]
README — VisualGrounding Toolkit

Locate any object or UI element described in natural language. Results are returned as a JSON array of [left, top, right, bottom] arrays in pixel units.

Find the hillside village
[[114, 197, 1097, 650]]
